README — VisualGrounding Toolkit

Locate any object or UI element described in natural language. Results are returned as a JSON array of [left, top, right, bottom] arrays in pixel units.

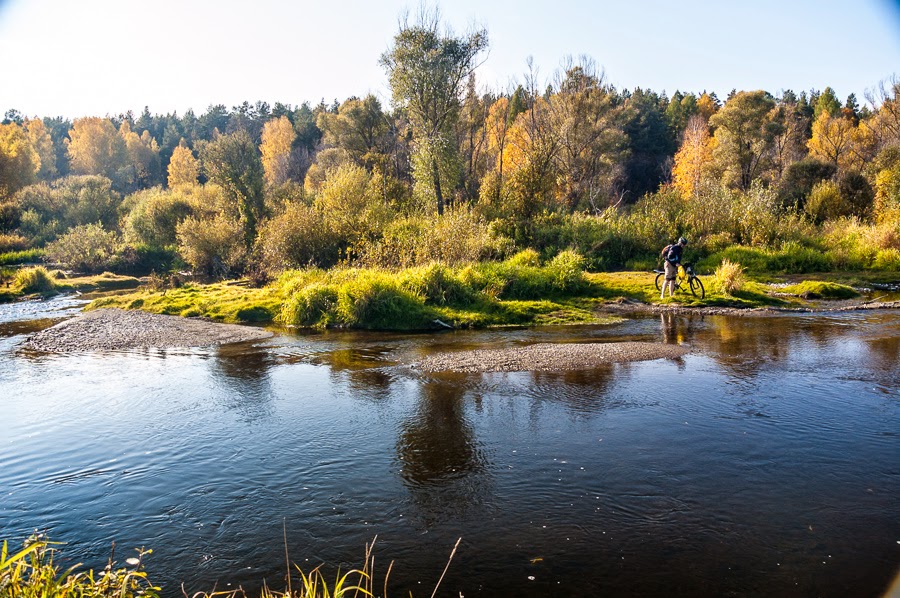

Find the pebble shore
[[413, 341, 690, 373], [23, 308, 272, 352]]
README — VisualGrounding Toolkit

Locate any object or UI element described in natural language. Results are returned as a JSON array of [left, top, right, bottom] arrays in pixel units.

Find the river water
[[1, 299, 898, 597]]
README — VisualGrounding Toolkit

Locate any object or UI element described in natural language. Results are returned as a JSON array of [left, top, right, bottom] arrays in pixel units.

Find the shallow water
[[1, 302, 899, 597]]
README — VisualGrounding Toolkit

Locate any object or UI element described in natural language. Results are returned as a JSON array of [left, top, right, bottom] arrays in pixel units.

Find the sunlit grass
[[0, 534, 159, 598]]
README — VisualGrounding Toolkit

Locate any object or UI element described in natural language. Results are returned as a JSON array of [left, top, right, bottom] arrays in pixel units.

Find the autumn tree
[[120, 121, 161, 189], [67, 117, 128, 184], [167, 140, 199, 188], [672, 115, 714, 198], [0, 123, 40, 198], [23, 118, 57, 180], [380, 7, 488, 214], [709, 90, 782, 189], [548, 60, 627, 209], [807, 111, 860, 171], [260, 116, 296, 187], [200, 130, 264, 247], [317, 95, 390, 168]]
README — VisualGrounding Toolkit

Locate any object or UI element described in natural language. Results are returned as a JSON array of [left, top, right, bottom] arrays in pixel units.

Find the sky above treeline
[[2, 0, 899, 118]]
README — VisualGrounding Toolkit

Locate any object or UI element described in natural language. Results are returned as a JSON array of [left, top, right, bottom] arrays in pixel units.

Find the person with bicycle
[[660, 237, 687, 299]]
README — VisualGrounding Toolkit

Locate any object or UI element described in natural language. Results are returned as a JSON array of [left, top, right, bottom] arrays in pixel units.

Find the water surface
[[2, 302, 898, 596]]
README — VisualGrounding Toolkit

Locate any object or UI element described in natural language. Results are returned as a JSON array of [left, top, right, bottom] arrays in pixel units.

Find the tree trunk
[[432, 157, 444, 215]]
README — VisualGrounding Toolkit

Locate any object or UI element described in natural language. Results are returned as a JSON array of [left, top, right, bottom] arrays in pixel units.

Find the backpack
[[660, 243, 673, 261]]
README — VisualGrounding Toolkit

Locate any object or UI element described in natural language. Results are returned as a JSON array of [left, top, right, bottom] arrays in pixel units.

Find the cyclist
[[660, 237, 687, 299]]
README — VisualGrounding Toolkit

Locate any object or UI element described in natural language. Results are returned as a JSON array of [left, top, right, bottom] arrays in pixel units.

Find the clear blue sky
[[1, 0, 899, 118]]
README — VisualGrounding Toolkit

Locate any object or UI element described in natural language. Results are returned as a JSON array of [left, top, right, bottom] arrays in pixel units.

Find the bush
[[0, 233, 28, 253], [358, 208, 511, 268], [122, 187, 194, 247], [777, 158, 836, 209], [713, 259, 745, 295], [255, 201, 340, 273], [44, 223, 119, 272], [14, 266, 56, 294], [0, 200, 22, 232], [176, 214, 246, 276]]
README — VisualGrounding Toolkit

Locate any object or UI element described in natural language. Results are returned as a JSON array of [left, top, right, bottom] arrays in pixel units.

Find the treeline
[[1, 12, 899, 278]]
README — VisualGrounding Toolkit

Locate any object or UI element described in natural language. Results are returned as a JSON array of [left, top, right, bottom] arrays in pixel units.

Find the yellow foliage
[[67, 117, 127, 178], [167, 142, 199, 188], [672, 116, 713, 198], [807, 112, 863, 171], [23, 118, 56, 180], [0, 123, 40, 197], [260, 116, 295, 187], [697, 93, 719, 121]]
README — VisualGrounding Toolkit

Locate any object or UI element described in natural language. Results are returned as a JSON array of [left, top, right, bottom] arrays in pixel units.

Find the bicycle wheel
[[655, 272, 665, 292], [689, 276, 705, 299]]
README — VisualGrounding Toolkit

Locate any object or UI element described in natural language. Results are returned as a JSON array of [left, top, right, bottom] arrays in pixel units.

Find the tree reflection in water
[[396, 376, 490, 525], [213, 341, 276, 421]]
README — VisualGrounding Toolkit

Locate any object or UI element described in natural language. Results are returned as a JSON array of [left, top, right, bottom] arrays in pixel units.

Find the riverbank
[[23, 308, 272, 352], [81, 266, 900, 330]]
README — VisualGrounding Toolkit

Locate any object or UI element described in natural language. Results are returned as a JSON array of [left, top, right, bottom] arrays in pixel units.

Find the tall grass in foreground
[[1, 534, 461, 598], [0, 534, 159, 598], [713, 259, 746, 296]]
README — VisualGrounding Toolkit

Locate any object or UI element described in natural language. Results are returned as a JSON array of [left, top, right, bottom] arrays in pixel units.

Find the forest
[[1, 13, 899, 289]]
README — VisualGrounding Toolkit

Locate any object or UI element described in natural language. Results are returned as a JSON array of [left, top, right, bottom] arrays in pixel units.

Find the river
[[1, 298, 898, 596]]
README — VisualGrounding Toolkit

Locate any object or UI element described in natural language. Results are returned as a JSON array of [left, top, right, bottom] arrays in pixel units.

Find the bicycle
[[654, 262, 705, 299]]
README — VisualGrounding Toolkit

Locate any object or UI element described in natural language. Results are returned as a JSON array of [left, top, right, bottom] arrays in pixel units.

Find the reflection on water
[[397, 378, 490, 525], [1, 306, 899, 597]]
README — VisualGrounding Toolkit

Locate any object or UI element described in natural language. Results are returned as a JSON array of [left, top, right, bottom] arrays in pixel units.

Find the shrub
[[0, 233, 28, 253], [176, 214, 246, 276], [0, 200, 22, 232], [805, 180, 848, 224], [122, 187, 194, 247], [713, 259, 745, 295], [359, 208, 511, 268], [255, 201, 340, 273], [14, 266, 56, 294], [44, 223, 119, 272], [777, 158, 836, 209]]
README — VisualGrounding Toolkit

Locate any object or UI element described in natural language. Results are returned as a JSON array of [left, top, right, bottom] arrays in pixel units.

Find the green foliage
[[358, 208, 511, 268], [0, 534, 159, 598], [397, 263, 477, 305], [13, 176, 122, 244], [777, 158, 837, 209], [44, 223, 119, 272], [0, 248, 44, 266], [122, 187, 194, 247], [176, 213, 246, 276], [335, 271, 428, 329], [14, 266, 56, 294], [779, 281, 859, 299], [698, 243, 831, 274], [200, 130, 265, 247], [281, 282, 340, 327]]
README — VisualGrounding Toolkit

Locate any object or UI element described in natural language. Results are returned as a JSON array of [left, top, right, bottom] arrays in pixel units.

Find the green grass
[[90, 280, 282, 323], [777, 280, 860, 299], [0, 248, 44, 266]]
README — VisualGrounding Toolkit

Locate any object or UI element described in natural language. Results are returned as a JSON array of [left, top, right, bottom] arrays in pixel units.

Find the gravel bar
[[23, 308, 272, 352], [413, 341, 690, 373]]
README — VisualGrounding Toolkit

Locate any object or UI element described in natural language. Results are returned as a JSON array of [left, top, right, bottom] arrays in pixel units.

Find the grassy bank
[[0, 266, 141, 302], [82, 251, 891, 330]]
